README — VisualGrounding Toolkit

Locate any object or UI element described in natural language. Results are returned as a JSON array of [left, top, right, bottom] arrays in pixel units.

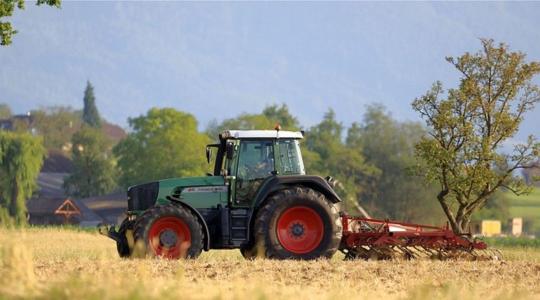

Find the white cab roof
[[220, 130, 303, 139]]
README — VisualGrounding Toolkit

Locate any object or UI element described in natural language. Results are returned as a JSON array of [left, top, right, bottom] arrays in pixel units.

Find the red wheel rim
[[276, 206, 324, 254], [148, 216, 191, 259]]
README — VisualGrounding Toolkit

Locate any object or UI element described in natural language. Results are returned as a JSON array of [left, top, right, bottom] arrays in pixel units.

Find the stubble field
[[0, 227, 539, 300]]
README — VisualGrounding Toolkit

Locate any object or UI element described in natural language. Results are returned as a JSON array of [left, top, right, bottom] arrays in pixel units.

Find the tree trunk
[[9, 179, 18, 219], [437, 190, 463, 234], [456, 211, 472, 235]]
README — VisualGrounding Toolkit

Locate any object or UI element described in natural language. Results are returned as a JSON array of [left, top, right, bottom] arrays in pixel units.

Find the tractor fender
[[253, 175, 342, 207], [245, 175, 342, 243], [166, 196, 211, 251]]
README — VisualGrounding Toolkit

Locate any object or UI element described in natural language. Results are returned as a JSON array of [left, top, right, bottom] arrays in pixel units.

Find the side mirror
[[226, 142, 235, 159], [205, 147, 212, 164]]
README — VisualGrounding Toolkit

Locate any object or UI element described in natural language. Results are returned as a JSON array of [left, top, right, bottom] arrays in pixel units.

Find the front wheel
[[116, 218, 133, 258], [251, 187, 342, 260], [132, 204, 204, 259]]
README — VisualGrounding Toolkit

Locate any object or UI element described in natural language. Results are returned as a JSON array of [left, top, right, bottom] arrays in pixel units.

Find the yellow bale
[[481, 220, 501, 237]]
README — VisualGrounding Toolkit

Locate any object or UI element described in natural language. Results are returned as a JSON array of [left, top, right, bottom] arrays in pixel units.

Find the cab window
[[277, 139, 305, 175], [235, 140, 274, 204]]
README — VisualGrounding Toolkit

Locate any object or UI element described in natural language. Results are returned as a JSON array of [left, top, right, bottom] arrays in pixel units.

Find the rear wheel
[[251, 187, 342, 260], [132, 204, 204, 259]]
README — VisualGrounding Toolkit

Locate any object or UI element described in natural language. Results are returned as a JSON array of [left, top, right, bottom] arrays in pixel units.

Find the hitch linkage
[[98, 224, 122, 243]]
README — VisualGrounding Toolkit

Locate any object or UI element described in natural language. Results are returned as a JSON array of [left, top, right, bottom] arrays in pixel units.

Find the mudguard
[[253, 175, 342, 208]]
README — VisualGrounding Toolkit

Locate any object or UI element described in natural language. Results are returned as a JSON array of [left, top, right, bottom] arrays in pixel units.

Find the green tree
[[348, 105, 443, 223], [0, 131, 45, 225], [0, 103, 11, 119], [82, 81, 101, 128], [114, 108, 211, 187], [29, 106, 81, 150], [0, 0, 61, 46], [63, 126, 117, 197], [262, 104, 301, 130], [206, 104, 300, 139], [304, 109, 379, 212], [412, 39, 540, 234]]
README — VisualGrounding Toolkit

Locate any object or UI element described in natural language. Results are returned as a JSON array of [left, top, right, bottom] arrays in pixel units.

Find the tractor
[[101, 129, 500, 260]]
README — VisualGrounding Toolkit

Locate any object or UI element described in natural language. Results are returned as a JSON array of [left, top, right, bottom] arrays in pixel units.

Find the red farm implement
[[339, 214, 502, 260]]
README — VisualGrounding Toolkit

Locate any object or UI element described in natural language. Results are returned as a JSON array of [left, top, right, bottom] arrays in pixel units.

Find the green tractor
[[103, 129, 343, 260]]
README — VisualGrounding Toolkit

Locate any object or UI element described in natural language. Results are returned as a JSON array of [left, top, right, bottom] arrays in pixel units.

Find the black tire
[[239, 241, 259, 260], [116, 218, 133, 258], [132, 204, 204, 259], [251, 186, 342, 260], [239, 245, 254, 259]]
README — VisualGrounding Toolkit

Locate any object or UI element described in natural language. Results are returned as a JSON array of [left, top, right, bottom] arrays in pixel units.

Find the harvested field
[[1, 227, 539, 299]]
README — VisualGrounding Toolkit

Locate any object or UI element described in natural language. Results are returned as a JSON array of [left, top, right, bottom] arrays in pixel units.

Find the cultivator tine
[[396, 246, 413, 259], [409, 246, 429, 259], [469, 248, 503, 261], [395, 246, 421, 260], [342, 246, 371, 260], [416, 246, 437, 259], [413, 247, 430, 259], [493, 248, 503, 260], [435, 249, 447, 260]]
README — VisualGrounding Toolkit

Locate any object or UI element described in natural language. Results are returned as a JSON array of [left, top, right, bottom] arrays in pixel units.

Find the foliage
[[521, 159, 540, 186], [303, 109, 379, 213], [206, 104, 300, 139], [28, 106, 81, 150], [82, 81, 101, 128], [348, 105, 444, 223], [12, 104, 122, 152], [0, 103, 11, 119], [471, 191, 510, 223], [114, 108, 211, 187], [261, 104, 301, 130], [63, 126, 117, 197], [483, 236, 540, 248], [0, 131, 45, 225], [0, 0, 61, 46], [412, 39, 540, 233]]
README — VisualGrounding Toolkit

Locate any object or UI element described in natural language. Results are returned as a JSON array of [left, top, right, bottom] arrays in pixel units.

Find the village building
[[26, 152, 127, 227]]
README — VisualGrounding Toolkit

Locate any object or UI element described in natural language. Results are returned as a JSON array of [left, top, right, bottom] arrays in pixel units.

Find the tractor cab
[[206, 130, 306, 207]]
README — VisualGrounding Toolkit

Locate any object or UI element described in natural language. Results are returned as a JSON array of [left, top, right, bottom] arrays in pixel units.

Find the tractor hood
[[157, 176, 227, 209], [127, 176, 226, 211], [157, 176, 226, 197]]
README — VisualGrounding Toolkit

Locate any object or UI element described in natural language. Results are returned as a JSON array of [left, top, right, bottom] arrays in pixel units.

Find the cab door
[[231, 140, 275, 207]]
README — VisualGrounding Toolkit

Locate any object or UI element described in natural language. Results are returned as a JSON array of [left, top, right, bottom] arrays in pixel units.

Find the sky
[[1, 1, 539, 143]]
